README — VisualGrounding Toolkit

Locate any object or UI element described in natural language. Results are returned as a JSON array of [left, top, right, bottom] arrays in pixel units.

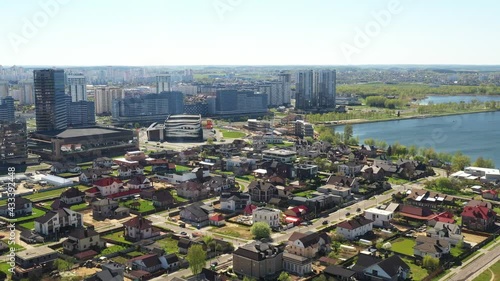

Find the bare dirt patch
[[209, 222, 253, 240], [463, 231, 489, 245]]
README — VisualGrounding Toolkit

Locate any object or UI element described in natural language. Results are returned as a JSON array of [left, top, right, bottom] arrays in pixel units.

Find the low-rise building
[[151, 189, 175, 208], [220, 192, 251, 212], [233, 242, 284, 280], [34, 208, 83, 236], [364, 207, 394, 228], [426, 222, 463, 246], [336, 217, 373, 240], [123, 216, 159, 241], [13, 246, 58, 280], [262, 149, 297, 163], [461, 205, 497, 231], [283, 252, 311, 276], [286, 231, 331, 258], [92, 198, 119, 218], [414, 236, 450, 258], [60, 187, 86, 205], [180, 202, 213, 228], [176, 181, 209, 200], [253, 207, 281, 228], [0, 197, 32, 218], [248, 180, 279, 203], [63, 227, 105, 254], [93, 177, 123, 197]]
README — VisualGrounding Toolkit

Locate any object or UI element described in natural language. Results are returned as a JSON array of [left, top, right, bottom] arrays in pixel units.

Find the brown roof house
[[413, 236, 450, 258], [151, 189, 175, 208], [176, 181, 210, 200], [248, 180, 279, 203], [60, 187, 86, 205], [63, 227, 105, 254], [123, 216, 160, 241], [286, 231, 331, 258], [336, 217, 373, 240]]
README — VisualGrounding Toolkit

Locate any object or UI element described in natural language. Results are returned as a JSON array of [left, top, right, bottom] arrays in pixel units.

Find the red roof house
[[243, 204, 257, 215], [461, 205, 497, 231], [482, 190, 498, 200], [209, 214, 226, 226]]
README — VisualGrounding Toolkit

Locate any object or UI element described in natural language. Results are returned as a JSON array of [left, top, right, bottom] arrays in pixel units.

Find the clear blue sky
[[1, 0, 499, 66]]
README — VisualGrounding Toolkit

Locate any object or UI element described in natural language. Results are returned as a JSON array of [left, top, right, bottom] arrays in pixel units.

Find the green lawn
[[388, 177, 410, 185], [0, 262, 11, 277], [220, 129, 246, 138], [294, 190, 317, 198], [494, 207, 500, 214], [154, 237, 179, 254], [98, 245, 126, 256], [69, 202, 89, 211], [473, 262, 500, 281], [103, 231, 132, 245], [401, 257, 428, 281], [2, 240, 25, 252], [4, 207, 46, 223], [450, 246, 465, 257], [120, 199, 155, 213], [392, 238, 416, 256], [19, 220, 35, 230], [170, 190, 188, 203], [176, 165, 191, 172]]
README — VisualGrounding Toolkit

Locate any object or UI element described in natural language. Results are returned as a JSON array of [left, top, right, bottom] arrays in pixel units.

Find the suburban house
[[128, 253, 165, 273], [360, 165, 385, 182], [364, 207, 394, 228], [123, 216, 160, 241], [157, 168, 210, 184], [461, 205, 497, 231], [482, 190, 498, 200], [252, 207, 281, 228], [336, 217, 373, 240], [178, 237, 203, 255], [220, 192, 251, 212], [317, 184, 352, 200], [93, 177, 124, 197], [34, 208, 83, 236], [125, 175, 151, 190], [426, 222, 463, 246], [202, 176, 235, 193], [223, 156, 256, 172], [324, 265, 356, 281], [283, 252, 312, 277], [118, 164, 144, 178], [51, 162, 81, 174], [93, 157, 114, 168], [360, 254, 411, 281], [92, 198, 119, 218], [176, 181, 210, 200], [338, 162, 363, 177], [63, 227, 105, 254], [85, 262, 125, 281], [286, 231, 331, 258], [60, 187, 86, 205], [13, 246, 58, 280], [283, 205, 310, 225], [325, 175, 360, 192], [125, 151, 147, 162], [233, 242, 284, 280], [414, 236, 451, 258], [79, 168, 105, 183], [248, 180, 279, 203], [180, 202, 213, 228], [398, 205, 435, 221], [295, 164, 319, 179], [151, 189, 175, 208], [0, 197, 32, 218], [406, 189, 455, 208], [209, 214, 226, 226]]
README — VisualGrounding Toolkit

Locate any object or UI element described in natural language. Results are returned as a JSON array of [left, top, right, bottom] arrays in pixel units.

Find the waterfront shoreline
[[325, 109, 500, 127]]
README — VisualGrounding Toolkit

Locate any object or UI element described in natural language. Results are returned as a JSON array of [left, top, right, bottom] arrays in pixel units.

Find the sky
[[1, 0, 499, 66]]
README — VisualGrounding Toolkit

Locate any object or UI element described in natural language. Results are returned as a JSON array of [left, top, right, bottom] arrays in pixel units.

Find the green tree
[[343, 124, 353, 143], [364, 138, 376, 146], [408, 145, 418, 156], [312, 274, 328, 281], [423, 255, 440, 271], [134, 122, 141, 129], [278, 272, 291, 281], [451, 152, 471, 171], [473, 156, 495, 168], [251, 222, 271, 239], [186, 244, 207, 276], [206, 137, 214, 145]]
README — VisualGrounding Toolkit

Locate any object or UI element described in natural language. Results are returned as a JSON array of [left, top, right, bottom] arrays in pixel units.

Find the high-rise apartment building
[[0, 120, 27, 165], [19, 81, 35, 105], [67, 74, 87, 102], [215, 90, 268, 116], [295, 70, 336, 110], [34, 69, 67, 131], [65, 95, 95, 127], [156, 74, 171, 93], [94, 87, 124, 115], [0, 97, 15, 122], [0, 81, 8, 99]]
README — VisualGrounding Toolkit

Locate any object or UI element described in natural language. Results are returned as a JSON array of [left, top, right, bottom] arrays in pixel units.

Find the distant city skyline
[[1, 0, 500, 66]]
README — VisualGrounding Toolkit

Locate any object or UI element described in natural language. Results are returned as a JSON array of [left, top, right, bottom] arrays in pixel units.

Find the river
[[335, 111, 500, 166], [419, 95, 500, 105]]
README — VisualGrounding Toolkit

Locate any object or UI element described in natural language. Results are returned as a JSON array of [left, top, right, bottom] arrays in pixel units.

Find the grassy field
[[170, 190, 189, 203], [401, 257, 428, 281], [19, 220, 35, 230], [450, 246, 465, 257], [176, 165, 191, 173], [293, 190, 317, 198], [99, 245, 126, 256], [4, 207, 46, 223], [0, 262, 10, 276], [210, 223, 252, 240], [120, 199, 155, 213], [388, 177, 410, 185], [154, 237, 179, 254], [2, 239, 25, 252], [102, 231, 132, 245], [220, 129, 246, 139], [392, 238, 416, 256], [69, 202, 89, 211]]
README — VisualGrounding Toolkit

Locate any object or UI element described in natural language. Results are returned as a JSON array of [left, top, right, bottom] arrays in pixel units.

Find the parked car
[[180, 232, 187, 236], [345, 212, 351, 217], [322, 220, 329, 225], [356, 208, 361, 212]]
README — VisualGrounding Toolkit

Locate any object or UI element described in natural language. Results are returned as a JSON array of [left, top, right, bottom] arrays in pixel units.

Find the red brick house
[[461, 205, 497, 231]]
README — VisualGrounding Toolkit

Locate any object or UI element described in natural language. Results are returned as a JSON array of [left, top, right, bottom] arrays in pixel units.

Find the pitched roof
[[337, 217, 373, 230], [375, 255, 410, 276], [107, 188, 141, 199], [209, 214, 225, 222], [165, 253, 179, 264], [152, 189, 174, 202], [466, 200, 493, 209], [415, 236, 450, 254], [127, 175, 149, 185], [129, 254, 161, 268], [92, 198, 118, 206], [35, 211, 58, 224], [324, 265, 355, 278], [68, 228, 99, 239], [123, 216, 153, 230], [351, 254, 381, 272], [51, 199, 70, 210], [248, 180, 276, 192], [461, 205, 496, 220], [61, 187, 85, 198], [183, 203, 210, 218], [94, 177, 122, 187], [399, 205, 434, 219]]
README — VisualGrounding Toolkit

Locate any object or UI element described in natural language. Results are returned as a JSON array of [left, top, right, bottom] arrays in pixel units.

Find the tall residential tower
[[34, 69, 67, 131]]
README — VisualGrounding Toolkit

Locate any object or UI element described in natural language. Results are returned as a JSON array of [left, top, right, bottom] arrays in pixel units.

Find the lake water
[[419, 95, 500, 105], [335, 111, 500, 166]]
